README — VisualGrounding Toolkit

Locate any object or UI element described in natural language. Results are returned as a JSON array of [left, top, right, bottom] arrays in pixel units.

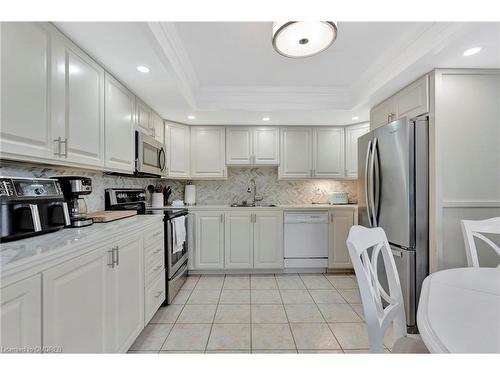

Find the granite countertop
[[0, 215, 163, 276], [147, 204, 357, 210]]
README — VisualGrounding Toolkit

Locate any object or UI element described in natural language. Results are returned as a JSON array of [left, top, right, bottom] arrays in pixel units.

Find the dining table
[[417, 267, 500, 353]]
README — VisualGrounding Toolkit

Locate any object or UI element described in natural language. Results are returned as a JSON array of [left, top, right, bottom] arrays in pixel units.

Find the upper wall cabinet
[[279, 128, 313, 179], [150, 111, 164, 143], [226, 127, 279, 165], [165, 121, 190, 178], [135, 98, 151, 134], [104, 73, 135, 173], [345, 123, 370, 178], [313, 127, 345, 178], [190, 126, 226, 179], [1, 22, 54, 160], [370, 75, 429, 130], [51, 31, 105, 168]]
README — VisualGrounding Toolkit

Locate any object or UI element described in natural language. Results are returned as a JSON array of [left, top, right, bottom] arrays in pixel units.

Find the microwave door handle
[[364, 140, 373, 227], [159, 147, 166, 172]]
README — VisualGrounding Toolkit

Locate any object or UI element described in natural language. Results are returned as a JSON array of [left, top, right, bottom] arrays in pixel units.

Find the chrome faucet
[[247, 178, 263, 206]]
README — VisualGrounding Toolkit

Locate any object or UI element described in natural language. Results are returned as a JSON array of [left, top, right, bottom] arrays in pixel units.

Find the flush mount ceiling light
[[463, 47, 481, 56], [262, 116, 270, 121], [136, 65, 150, 73], [187, 115, 196, 120], [352, 116, 359, 120], [272, 21, 338, 58]]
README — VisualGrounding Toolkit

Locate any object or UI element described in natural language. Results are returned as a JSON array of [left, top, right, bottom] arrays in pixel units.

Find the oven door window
[[143, 142, 159, 168]]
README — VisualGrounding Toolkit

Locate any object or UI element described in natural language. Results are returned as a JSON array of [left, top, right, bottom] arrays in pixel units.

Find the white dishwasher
[[284, 211, 329, 269]]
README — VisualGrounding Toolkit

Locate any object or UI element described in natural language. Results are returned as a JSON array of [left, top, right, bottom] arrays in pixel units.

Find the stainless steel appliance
[[105, 188, 188, 304], [358, 116, 428, 333], [135, 131, 166, 177], [54, 176, 94, 227], [0, 177, 70, 242]]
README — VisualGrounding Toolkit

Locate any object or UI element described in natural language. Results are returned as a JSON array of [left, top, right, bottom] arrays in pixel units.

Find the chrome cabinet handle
[[154, 291, 163, 298], [153, 247, 162, 254], [60, 138, 68, 158], [114, 245, 119, 266], [153, 265, 162, 272], [108, 249, 115, 268], [153, 231, 162, 238], [54, 137, 61, 156]]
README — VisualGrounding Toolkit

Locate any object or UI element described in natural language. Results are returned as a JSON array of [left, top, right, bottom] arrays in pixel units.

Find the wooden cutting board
[[87, 210, 137, 223]]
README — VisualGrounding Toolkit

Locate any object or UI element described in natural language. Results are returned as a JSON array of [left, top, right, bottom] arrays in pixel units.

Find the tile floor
[[129, 273, 393, 354]]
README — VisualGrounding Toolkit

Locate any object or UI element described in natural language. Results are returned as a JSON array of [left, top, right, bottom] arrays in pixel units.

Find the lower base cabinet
[[194, 211, 225, 269], [328, 209, 355, 269], [253, 211, 283, 269], [0, 274, 42, 351], [224, 211, 253, 269]]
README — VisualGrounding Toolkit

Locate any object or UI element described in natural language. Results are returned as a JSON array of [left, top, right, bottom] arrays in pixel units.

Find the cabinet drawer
[[145, 250, 165, 286], [145, 238, 164, 260], [144, 226, 164, 246], [145, 271, 166, 324]]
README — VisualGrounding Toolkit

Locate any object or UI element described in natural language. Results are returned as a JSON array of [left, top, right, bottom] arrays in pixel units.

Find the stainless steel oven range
[[105, 188, 188, 304]]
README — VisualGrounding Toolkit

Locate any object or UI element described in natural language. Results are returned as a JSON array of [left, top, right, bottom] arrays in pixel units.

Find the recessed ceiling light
[[137, 65, 150, 73], [262, 117, 270, 121], [187, 115, 196, 120], [352, 116, 359, 120], [463, 47, 481, 56]]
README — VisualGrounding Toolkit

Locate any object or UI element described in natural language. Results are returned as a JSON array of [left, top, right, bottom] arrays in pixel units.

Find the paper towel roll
[[184, 184, 196, 205]]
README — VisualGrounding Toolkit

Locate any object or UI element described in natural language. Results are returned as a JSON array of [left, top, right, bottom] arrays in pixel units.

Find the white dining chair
[[346, 225, 428, 353], [461, 217, 500, 267]]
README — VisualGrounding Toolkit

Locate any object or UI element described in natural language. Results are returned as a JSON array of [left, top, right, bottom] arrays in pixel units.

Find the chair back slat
[[461, 217, 500, 267]]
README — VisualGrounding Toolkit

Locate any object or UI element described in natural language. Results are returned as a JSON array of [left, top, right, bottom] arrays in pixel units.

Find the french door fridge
[[357, 117, 429, 333]]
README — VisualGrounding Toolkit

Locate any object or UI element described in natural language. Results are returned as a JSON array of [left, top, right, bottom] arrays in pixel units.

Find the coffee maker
[[54, 176, 94, 227]]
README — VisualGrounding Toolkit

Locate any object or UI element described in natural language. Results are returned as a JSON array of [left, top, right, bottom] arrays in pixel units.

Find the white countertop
[[0, 215, 163, 279], [417, 267, 500, 353], [147, 204, 357, 211]]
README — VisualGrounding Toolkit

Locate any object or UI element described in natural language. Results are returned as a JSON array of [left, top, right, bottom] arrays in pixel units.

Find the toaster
[[328, 191, 348, 205]]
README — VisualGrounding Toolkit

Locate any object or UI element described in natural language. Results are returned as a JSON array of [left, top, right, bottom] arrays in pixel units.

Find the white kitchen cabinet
[[224, 211, 254, 269], [226, 127, 279, 165], [345, 123, 370, 178], [194, 211, 225, 269], [51, 31, 105, 168], [328, 210, 355, 269], [279, 128, 313, 179], [190, 126, 226, 179], [135, 97, 151, 134], [313, 127, 345, 178], [253, 211, 283, 269], [43, 246, 110, 353], [0, 22, 54, 160], [104, 73, 135, 173], [150, 111, 164, 143], [106, 234, 144, 353], [0, 274, 42, 351], [370, 74, 429, 130], [165, 121, 190, 178]]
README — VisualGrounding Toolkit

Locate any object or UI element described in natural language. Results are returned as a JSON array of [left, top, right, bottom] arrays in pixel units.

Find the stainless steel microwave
[[135, 131, 166, 177]]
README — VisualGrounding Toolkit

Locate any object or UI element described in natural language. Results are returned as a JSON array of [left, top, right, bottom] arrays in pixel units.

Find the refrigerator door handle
[[372, 137, 380, 227], [368, 138, 377, 227], [364, 139, 373, 227]]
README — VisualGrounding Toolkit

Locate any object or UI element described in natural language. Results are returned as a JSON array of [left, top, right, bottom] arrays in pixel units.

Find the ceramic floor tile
[[279, 289, 314, 304], [251, 304, 288, 323], [150, 305, 183, 324], [290, 323, 341, 350], [206, 350, 251, 353], [130, 324, 173, 351], [251, 289, 282, 304], [276, 276, 306, 290], [251, 324, 296, 350], [160, 350, 205, 353], [250, 275, 278, 290], [219, 289, 251, 304], [252, 349, 298, 353], [300, 275, 335, 290], [176, 304, 217, 323], [317, 304, 362, 323], [127, 350, 159, 354], [195, 276, 224, 290], [325, 275, 358, 289], [181, 276, 200, 290], [223, 275, 250, 290], [206, 324, 251, 350], [298, 350, 344, 353], [328, 322, 370, 350], [187, 290, 221, 305], [171, 290, 191, 305], [344, 349, 391, 353], [284, 304, 325, 323], [350, 304, 365, 320], [309, 290, 346, 304], [214, 304, 251, 323], [338, 289, 362, 304], [161, 324, 211, 351]]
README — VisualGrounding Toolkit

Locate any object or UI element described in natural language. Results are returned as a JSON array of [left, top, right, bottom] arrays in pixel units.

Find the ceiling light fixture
[[463, 47, 481, 56], [262, 117, 270, 121], [272, 21, 338, 58], [136, 65, 150, 73], [187, 115, 196, 120], [352, 116, 359, 121]]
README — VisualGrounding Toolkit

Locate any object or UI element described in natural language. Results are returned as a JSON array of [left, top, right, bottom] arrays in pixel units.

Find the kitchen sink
[[230, 203, 277, 208]]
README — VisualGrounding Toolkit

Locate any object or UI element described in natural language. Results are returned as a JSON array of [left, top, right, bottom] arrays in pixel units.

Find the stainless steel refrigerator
[[358, 116, 429, 333]]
